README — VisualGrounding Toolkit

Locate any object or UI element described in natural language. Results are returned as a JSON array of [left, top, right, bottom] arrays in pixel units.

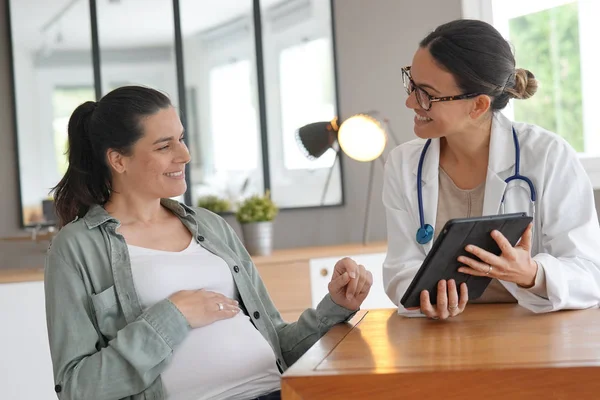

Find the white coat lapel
[[411, 139, 440, 254], [482, 113, 516, 216]]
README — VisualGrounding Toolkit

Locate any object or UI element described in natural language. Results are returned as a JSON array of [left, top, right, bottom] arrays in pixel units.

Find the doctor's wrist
[[517, 259, 539, 289]]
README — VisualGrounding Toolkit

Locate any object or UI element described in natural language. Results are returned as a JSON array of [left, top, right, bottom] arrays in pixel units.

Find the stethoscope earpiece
[[416, 224, 434, 245]]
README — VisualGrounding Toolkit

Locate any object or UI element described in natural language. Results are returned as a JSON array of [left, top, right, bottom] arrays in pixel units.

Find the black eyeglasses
[[401, 66, 481, 111]]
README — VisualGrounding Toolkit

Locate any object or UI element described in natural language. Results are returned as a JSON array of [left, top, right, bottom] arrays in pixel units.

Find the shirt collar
[[83, 198, 196, 229]]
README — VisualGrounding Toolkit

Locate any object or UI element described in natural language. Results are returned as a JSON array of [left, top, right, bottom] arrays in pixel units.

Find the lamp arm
[[362, 160, 376, 245], [377, 154, 386, 170], [320, 149, 340, 206], [362, 155, 388, 245]]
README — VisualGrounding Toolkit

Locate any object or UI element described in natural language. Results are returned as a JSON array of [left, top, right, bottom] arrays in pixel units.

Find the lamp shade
[[296, 119, 338, 159], [337, 114, 387, 162]]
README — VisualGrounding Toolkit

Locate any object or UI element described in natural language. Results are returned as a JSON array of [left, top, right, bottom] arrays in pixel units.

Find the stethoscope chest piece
[[416, 224, 434, 245]]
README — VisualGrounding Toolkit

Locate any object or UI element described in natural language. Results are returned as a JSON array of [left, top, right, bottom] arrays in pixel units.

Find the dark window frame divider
[[89, 0, 102, 101], [253, 0, 272, 195], [5, 0, 26, 230], [172, 0, 192, 206], [329, 0, 346, 209]]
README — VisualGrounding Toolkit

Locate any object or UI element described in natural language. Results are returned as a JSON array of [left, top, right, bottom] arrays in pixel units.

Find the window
[[491, 0, 597, 153], [464, 0, 600, 187], [209, 59, 259, 172], [279, 37, 336, 170], [52, 87, 95, 175]]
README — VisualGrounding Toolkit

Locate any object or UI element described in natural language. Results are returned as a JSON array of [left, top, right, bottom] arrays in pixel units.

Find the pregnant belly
[[161, 313, 280, 400]]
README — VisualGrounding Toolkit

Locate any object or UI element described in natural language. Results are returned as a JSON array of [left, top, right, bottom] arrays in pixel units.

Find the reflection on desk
[[282, 304, 600, 399]]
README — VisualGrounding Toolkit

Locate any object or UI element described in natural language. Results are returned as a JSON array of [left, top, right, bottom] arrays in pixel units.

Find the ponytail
[[52, 101, 111, 227], [51, 86, 173, 228]]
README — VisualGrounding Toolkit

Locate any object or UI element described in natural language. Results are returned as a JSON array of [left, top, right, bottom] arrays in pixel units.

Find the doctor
[[382, 19, 600, 320]]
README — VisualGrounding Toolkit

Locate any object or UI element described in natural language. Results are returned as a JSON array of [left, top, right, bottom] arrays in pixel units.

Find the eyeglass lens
[[403, 69, 430, 110]]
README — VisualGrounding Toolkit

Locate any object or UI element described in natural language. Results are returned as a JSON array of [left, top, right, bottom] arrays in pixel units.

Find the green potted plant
[[236, 191, 278, 256], [197, 195, 231, 215]]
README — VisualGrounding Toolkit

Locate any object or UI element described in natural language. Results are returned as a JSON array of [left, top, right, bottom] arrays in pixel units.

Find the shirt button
[[54, 385, 62, 393], [253, 311, 260, 319], [197, 235, 205, 242], [233, 265, 240, 273]]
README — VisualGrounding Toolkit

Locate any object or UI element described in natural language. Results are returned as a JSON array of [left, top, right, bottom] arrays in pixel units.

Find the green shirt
[[44, 199, 356, 400]]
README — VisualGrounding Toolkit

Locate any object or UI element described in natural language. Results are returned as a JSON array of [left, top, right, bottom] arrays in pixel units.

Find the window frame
[[6, 0, 345, 228]]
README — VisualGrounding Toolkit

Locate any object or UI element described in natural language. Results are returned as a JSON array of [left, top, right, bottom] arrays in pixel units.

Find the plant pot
[[241, 221, 273, 256]]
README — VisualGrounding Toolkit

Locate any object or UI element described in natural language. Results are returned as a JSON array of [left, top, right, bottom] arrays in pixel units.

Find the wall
[[0, 281, 55, 400], [1, 0, 600, 245]]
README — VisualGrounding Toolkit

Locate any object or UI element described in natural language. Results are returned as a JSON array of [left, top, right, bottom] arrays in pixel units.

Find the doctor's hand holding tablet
[[402, 215, 538, 320], [382, 19, 600, 320]]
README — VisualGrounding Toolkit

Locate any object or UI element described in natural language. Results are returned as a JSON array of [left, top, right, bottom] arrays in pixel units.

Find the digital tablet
[[400, 213, 533, 309]]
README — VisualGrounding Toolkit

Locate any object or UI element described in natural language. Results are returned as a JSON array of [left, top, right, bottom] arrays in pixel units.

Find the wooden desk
[[282, 304, 600, 399]]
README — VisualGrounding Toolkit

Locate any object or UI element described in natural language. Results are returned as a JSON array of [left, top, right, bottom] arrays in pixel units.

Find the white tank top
[[128, 238, 280, 400]]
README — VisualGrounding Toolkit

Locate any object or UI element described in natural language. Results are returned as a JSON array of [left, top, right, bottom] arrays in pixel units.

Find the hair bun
[[509, 68, 538, 100]]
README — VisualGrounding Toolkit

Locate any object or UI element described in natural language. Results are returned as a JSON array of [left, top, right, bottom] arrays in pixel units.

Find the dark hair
[[52, 86, 172, 227], [420, 19, 538, 111]]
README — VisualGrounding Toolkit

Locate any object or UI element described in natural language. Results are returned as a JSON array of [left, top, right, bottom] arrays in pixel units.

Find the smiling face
[[107, 106, 190, 200], [405, 47, 484, 140]]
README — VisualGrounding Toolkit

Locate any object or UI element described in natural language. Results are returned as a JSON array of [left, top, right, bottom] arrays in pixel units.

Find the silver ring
[[486, 264, 493, 275], [217, 302, 224, 311], [448, 304, 458, 310]]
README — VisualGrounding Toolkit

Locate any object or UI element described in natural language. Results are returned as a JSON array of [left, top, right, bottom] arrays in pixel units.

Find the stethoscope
[[416, 126, 537, 245]]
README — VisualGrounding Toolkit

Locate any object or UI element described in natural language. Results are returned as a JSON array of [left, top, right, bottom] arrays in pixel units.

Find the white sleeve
[[381, 152, 426, 315], [511, 140, 600, 312]]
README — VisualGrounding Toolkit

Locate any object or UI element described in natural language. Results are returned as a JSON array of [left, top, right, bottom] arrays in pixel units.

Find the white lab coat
[[382, 112, 600, 314]]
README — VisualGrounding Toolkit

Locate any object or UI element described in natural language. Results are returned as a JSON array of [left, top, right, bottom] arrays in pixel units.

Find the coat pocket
[[91, 285, 124, 340]]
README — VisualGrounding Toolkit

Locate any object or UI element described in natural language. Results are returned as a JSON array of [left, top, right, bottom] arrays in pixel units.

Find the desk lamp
[[296, 112, 398, 244]]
